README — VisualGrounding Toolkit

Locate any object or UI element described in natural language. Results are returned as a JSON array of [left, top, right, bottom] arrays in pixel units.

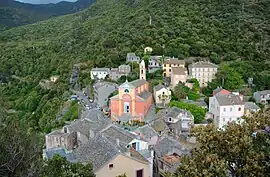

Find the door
[[136, 169, 143, 177], [124, 102, 130, 113]]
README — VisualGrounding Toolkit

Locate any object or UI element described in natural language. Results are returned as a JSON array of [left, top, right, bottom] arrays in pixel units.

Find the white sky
[[16, 0, 77, 4]]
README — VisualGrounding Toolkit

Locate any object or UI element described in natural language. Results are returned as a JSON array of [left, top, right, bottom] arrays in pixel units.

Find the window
[[169, 69, 171, 72], [141, 69, 143, 74], [124, 89, 129, 93], [223, 108, 226, 112], [169, 118, 172, 122], [230, 107, 232, 111], [136, 169, 143, 177], [109, 164, 113, 169], [132, 142, 137, 150], [238, 107, 241, 111], [162, 91, 165, 95]]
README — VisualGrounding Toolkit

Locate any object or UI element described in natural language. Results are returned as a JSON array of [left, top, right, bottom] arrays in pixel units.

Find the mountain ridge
[[0, 0, 95, 31]]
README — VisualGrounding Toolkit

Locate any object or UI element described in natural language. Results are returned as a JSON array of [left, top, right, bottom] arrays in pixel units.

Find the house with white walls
[[91, 68, 110, 80], [209, 91, 244, 129]]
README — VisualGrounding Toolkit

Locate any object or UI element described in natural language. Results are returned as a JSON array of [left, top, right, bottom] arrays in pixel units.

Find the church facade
[[110, 60, 153, 122]]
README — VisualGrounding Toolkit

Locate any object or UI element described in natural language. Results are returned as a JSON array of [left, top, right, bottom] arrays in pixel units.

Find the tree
[[173, 83, 190, 100], [169, 101, 206, 123], [0, 106, 43, 177], [172, 111, 270, 177], [42, 155, 95, 177], [189, 78, 200, 93], [116, 174, 127, 177]]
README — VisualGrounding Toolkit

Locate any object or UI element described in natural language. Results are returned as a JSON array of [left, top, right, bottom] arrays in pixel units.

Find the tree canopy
[[42, 155, 95, 177], [171, 111, 270, 177]]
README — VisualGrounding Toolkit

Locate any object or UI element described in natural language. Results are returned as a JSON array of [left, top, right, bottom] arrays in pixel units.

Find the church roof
[[119, 80, 135, 89], [130, 79, 147, 88]]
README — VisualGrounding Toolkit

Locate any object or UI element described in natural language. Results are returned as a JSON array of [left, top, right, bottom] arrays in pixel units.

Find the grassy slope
[[0, 0, 269, 131]]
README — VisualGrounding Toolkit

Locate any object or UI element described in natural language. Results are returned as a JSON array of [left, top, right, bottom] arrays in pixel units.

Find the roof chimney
[[116, 139, 120, 146]]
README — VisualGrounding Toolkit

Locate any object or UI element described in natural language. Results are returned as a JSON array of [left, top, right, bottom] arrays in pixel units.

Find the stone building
[[188, 61, 218, 87], [163, 58, 185, 77], [110, 60, 153, 122]]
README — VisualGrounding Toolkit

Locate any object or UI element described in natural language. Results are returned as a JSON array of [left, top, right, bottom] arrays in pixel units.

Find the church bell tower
[[140, 60, 146, 80]]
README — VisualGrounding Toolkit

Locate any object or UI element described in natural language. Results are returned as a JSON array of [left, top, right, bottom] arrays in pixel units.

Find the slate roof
[[164, 59, 185, 65], [189, 61, 218, 68], [65, 110, 110, 135], [73, 134, 120, 171], [154, 84, 165, 92], [134, 125, 158, 140], [91, 68, 110, 72], [171, 67, 187, 75], [138, 91, 152, 100], [47, 130, 68, 137], [154, 137, 189, 157], [101, 125, 137, 149], [245, 102, 260, 111], [44, 147, 74, 161], [151, 119, 169, 133], [216, 94, 244, 106], [130, 79, 148, 88], [255, 90, 270, 95]]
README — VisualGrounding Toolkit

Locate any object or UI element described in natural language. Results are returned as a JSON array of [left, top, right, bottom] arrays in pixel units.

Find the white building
[[209, 92, 244, 129], [153, 84, 171, 107], [91, 68, 110, 80], [188, 61, 218, 87]]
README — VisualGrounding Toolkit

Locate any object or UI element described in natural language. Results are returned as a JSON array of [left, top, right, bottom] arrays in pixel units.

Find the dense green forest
[[0, 0, 95, 31], [0, 0, 269, 133]]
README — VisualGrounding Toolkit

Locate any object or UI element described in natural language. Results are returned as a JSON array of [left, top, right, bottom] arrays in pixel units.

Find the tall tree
[[172, 111, 270, 177], [0, 103, 43, 177]]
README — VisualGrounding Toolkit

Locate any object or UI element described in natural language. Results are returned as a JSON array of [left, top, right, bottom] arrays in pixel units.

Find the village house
[[188, 61, 218, 87], [153, 84, 171, 107], [45, 130, 77, 150], [153, 137, 189, 176], [110, 60, 153, 122], [253, 90, 270, 104], [209, 89, 244, 129], [244, 102, 261, 117], [170, 67, 188, 88], [110, 64, 131, 81], [144, 47, 153, 54], [50, 75, 59, 82], [163, 58, 185, 77], [45, 109, 111, 150], [74, 134, 151, 177], [126, 53, 140, 63], [91, 68, 110, 80], [148, 56, 163, 73], [162, 107, 194, 136], [150, 119, 170, 136], [133, 124, 159, 146]]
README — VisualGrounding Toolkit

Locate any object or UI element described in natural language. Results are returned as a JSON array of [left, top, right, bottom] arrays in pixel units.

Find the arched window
[[124, 89, 129, 93]]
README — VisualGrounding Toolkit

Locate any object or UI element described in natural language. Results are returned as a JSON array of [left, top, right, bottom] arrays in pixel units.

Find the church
[[110, 60, 153, 122]]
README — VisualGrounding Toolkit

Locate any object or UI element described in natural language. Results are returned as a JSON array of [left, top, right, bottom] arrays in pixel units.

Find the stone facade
[[148, 56, 163, 73], [170, 67, 188, 87], [188, 61, 218, 87], [162, 58, 185, 77], [45, 130, 77, 150], [91, 68, 110, 80]]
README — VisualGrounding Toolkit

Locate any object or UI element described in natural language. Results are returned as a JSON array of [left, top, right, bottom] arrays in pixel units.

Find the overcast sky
[[16, 0, 77, 4]]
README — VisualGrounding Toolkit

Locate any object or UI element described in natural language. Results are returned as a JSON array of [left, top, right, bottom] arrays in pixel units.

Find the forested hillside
[[0, 0, 269, 133], [0, 0, 95, 31]]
